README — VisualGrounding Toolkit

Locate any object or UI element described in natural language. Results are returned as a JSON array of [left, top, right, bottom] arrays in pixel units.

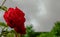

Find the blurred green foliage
[[23, 25, 40, 37], [0, 22, 40, 37], [0, 22, 15, 37], [0, 21, 60, 37], [38, 21, 60, 37]]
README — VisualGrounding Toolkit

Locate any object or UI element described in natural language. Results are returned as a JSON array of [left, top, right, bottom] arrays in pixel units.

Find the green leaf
[[0, 22, 8, 27], [6, 33, 15, 37]]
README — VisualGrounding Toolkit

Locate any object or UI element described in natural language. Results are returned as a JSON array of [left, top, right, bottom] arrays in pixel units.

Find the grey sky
[[0, 0, 60, 32]]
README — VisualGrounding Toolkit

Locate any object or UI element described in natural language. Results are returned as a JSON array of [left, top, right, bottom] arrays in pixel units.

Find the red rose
[[14, 24, 26, 34], [3, 7, 26, 34]]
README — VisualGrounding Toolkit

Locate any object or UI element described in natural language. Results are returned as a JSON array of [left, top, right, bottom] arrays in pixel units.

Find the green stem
[[1, 0, 6, 6], [4, 35, 6, 37], [20, 34, 22, 37], [0, 0, 7, 11], [15, 31, 18, 37], [15, 32, 21, 37], [16, 33, 18, 37]]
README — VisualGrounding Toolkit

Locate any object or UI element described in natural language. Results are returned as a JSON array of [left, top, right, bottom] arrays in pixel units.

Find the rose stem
[[15, 32, 18, 37], [16, 34, 18, 37], [0, 0, 7, 11], [1, 0, 6, 6], [20, 34, 22, 37]]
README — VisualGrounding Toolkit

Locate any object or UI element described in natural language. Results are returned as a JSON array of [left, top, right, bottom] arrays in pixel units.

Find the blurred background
[[0, 0, 60, 32]]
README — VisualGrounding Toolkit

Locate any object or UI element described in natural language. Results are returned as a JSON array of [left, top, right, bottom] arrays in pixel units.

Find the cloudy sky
[[0, 0, 60, 32]]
